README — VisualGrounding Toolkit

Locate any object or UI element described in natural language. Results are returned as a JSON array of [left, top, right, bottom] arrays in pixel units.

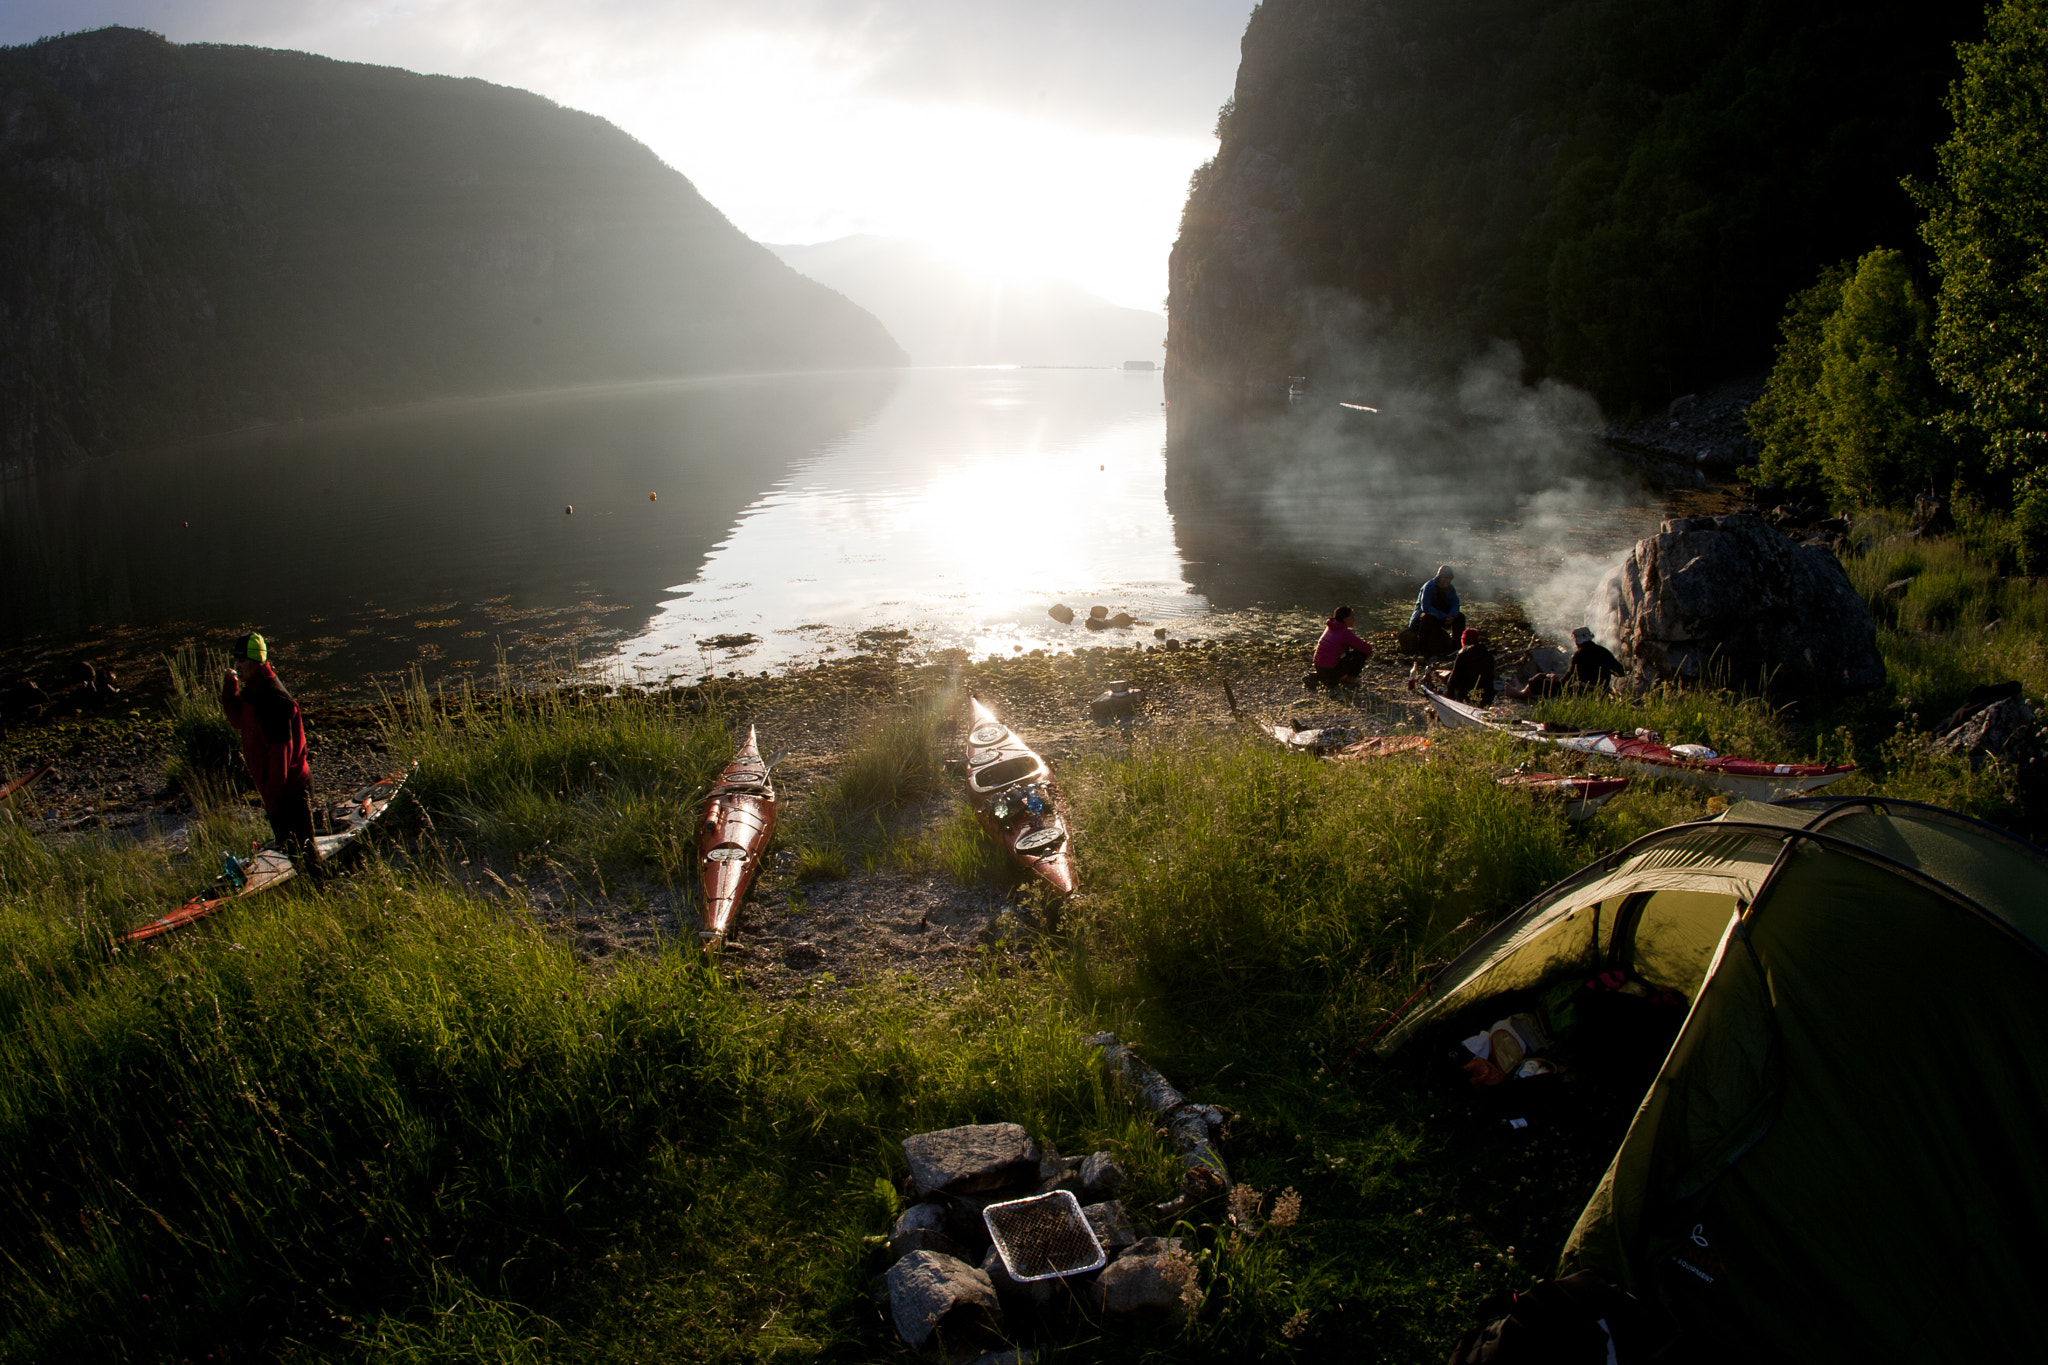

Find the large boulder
[[903, 1124, 1042, 1199], [1594, 512, 1883, 694], [887, 1250, 1005, 1362]]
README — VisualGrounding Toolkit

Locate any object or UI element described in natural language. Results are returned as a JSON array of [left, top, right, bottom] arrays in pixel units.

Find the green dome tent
[[1376, 797, 2048, 1360]]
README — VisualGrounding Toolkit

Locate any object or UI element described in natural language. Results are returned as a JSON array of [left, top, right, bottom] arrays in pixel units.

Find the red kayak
[[1422, 686, 1855, 801], [697, 726, 776, 948], [123, 770, 408, 944], [1495, 771, 1631, 821], [964, 696, 1076, 895]]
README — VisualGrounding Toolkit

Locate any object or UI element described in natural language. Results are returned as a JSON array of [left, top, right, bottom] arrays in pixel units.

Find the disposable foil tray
[[982, 1190, 1106, 1282]]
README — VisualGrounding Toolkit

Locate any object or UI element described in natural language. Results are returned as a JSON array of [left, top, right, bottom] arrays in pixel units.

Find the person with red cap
[[1506, 626, 1626, 698], [1445, 627, 1496, 707], [220, 632, 315, 863], [1312, 605, 1375, 691]]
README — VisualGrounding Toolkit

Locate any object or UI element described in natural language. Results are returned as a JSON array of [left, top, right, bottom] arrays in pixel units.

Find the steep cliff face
[[0, 28, 905, 468], [1168, 0, 1978, 415]]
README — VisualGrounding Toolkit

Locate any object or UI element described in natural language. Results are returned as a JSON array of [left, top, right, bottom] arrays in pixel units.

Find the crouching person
[[1313, 605, 1375, 690], [221, 632, 315, 864]]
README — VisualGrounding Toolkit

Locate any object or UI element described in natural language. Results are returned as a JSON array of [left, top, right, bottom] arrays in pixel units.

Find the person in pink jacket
[[1312, 606, 1375, 690]]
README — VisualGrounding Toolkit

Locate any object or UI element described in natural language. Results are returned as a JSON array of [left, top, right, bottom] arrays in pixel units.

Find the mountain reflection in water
[[1, 373, 896, 689]]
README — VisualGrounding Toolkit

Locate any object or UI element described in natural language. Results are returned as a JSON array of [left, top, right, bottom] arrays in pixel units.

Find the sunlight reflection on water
[[611, 368, 1202, 677]]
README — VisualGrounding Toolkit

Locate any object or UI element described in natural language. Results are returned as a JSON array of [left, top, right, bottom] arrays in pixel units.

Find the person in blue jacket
[[1408, 564, 1465, 656]]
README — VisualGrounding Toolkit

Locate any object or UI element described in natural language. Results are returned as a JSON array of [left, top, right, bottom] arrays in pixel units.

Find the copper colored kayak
[[697, 726, 776, 947], [964, 696, 1075, 895]]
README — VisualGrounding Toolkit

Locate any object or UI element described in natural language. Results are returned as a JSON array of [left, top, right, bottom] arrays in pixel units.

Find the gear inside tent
[[1376, 797, 2048, 1361]]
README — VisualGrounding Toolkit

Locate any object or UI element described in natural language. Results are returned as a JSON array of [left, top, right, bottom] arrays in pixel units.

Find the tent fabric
[[1374, 821, 1784, 1053], [1561, 844, 2048, 1360], [1379, 796, 2048, 1361]]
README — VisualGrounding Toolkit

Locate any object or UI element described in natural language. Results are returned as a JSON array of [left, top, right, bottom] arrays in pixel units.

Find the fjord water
[[0, 369, 1198, 688], [2, 366, 1670, 689]]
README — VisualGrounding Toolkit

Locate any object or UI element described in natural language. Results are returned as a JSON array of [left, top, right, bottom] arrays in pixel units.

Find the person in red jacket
[[221, 632, 315, 861]]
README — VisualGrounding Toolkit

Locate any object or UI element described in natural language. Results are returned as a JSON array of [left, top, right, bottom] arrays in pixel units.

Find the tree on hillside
[[1919, 0, 2048, 562], [1746, 251, 1946, 507]]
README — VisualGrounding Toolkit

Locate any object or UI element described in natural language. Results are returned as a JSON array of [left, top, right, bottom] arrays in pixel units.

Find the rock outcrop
[[0, 28, 904, 470], [1165, 1, 1975, 415], [1595, 512, 1883, 694]]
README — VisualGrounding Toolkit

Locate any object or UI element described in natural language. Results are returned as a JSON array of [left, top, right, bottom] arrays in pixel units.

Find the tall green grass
[[785, 682, 962, 880], [385, 668, 734, 880], [0, 817, 1170, 1363], [1845, 513, 2048, 711], [164, 644, 242, 800]]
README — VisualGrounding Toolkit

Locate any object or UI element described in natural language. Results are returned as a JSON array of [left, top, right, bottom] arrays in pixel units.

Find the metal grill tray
[[982, 1189, 1107, 1282]]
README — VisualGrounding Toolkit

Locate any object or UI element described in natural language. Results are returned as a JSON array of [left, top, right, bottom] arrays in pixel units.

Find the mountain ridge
[[0, 27, 906, 470]]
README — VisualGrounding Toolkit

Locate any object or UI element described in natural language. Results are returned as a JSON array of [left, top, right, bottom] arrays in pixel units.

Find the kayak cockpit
[[970, 755, 1043, 792]]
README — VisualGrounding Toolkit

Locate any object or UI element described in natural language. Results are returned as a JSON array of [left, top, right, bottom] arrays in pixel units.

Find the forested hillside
[[1168, 0, 1982, 412], [0, 28, 905, 469]]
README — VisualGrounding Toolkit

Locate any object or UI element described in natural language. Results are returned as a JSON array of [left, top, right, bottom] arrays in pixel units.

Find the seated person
[[1507, 626, 1627, 698], [1312, 606, 1374, 689], [1407, 565, 1465, 656], [1444, 628, 1495, 706]]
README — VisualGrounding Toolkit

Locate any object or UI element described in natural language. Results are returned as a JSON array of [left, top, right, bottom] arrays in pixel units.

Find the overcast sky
[[2, 1, 1254, 310]]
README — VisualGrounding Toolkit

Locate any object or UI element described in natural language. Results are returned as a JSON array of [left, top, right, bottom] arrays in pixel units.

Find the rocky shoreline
[[0, 615, 1542, 989]]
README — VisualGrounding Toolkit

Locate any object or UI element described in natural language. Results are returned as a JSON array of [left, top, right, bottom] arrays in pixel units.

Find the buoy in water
[[565, 505, 573, 515], [649, 492, 657, 502]]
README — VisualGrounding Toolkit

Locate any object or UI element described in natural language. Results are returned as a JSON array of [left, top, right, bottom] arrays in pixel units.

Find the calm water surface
[[1, 367, 1670, 692]]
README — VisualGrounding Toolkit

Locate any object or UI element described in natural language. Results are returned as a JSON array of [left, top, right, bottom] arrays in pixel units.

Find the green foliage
[[1745, 263, 1851, 498], [1919, 0, 2048, 567], [1744, 251, 1947, 507], [1816, 252, 1946, 503]]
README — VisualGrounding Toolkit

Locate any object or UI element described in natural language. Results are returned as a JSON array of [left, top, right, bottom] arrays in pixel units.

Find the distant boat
[[1122, 360, 1156, 371], [1287, 375, 1308, 399]]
